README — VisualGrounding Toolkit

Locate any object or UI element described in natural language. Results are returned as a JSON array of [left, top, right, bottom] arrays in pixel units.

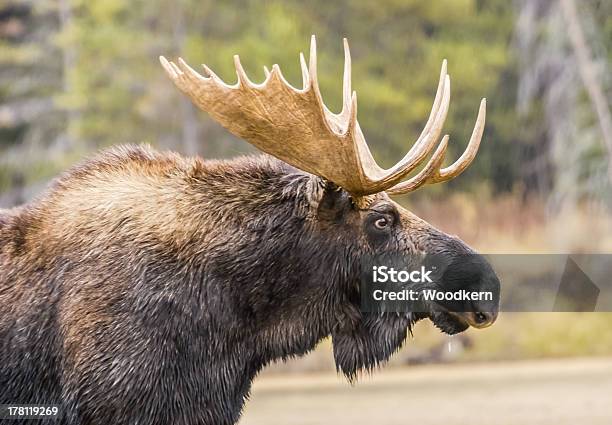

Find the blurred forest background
[[1, 0, 611, 365]]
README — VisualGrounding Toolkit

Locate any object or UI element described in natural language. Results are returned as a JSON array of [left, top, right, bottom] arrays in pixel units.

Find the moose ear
[[316, 181, 351, 222]]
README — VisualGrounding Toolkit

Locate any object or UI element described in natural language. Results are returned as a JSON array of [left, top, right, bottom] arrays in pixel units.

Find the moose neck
[[0, 145, 412, 424], [155, 152, 360, 419]]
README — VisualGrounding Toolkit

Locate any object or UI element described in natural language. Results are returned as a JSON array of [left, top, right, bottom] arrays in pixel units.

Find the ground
[[239, 357, 612, 425]]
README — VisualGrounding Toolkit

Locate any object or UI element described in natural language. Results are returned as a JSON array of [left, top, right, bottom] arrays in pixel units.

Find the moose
[[0, 37, 499, 425]]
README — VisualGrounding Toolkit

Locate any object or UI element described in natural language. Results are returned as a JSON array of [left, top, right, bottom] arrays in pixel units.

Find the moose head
[[160, 36, 499, 378]]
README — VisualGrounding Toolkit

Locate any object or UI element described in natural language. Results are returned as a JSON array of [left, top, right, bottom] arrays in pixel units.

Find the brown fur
[[0, 144, 499, 425]]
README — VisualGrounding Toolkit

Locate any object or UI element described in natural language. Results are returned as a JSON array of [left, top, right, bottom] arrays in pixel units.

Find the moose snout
[[436, 252, 501, 329]]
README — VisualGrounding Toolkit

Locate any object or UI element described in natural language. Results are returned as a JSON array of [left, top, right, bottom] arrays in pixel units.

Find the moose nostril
[[473, 311, 498, 327], [475, 312, 489, 324]]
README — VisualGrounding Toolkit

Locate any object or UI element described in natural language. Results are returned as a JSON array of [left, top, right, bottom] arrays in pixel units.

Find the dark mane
[[1, 145, 319, 255], [0, 144, 363, 424]]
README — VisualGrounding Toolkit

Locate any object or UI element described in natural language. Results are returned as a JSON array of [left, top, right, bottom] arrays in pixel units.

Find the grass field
[[239, 357, 612, 425]]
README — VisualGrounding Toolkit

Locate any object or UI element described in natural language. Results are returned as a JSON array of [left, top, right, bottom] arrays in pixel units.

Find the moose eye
[[364, 211, 396, 245], [374, 217, 389, 230]]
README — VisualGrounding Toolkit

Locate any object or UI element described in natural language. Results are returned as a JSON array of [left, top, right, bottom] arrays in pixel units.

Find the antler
[[160, 36, 485, 196]]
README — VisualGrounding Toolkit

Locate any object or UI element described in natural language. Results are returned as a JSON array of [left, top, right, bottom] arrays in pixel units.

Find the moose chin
[[0, 36, 499, 425]]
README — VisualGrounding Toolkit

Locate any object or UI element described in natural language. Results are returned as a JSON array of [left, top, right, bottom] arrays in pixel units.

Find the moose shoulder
[[0, 37, 499, 425]]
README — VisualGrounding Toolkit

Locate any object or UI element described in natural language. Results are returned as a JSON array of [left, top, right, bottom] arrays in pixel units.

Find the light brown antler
[[160, 36, 485, 196]]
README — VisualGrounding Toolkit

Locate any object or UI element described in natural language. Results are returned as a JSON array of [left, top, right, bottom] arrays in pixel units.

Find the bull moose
[[0, 37, 500, 424]]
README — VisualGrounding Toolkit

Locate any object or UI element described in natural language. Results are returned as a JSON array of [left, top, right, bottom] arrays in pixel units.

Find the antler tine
[[387, 135, 450, 194], [308, 36, 326, 102], [340, 38, 352, 123], [159, 56, 178, 78], [432, 98, 486, 183], [233, 55, 253, 87], [365, 61, 450, 191], [201, 63, 215, 79], [263, 65, 271, 79], [177, 57, 220, 88], [387, 99, 486, 194], [308, 35, 340, 132], [308, 35, 319, 91], [169, 59, 184, 78], [410, 60, 448, 161], [269, 63, 300, 91], [315, 37, 354, 134], [299, 53, 309, 89]]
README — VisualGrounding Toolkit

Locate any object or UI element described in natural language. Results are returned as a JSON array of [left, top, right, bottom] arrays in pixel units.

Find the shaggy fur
[[0, 145, 497, 425]]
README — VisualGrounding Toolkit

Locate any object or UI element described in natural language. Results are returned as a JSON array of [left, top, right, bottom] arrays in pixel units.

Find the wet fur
[[0, 145, 422, 425]]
